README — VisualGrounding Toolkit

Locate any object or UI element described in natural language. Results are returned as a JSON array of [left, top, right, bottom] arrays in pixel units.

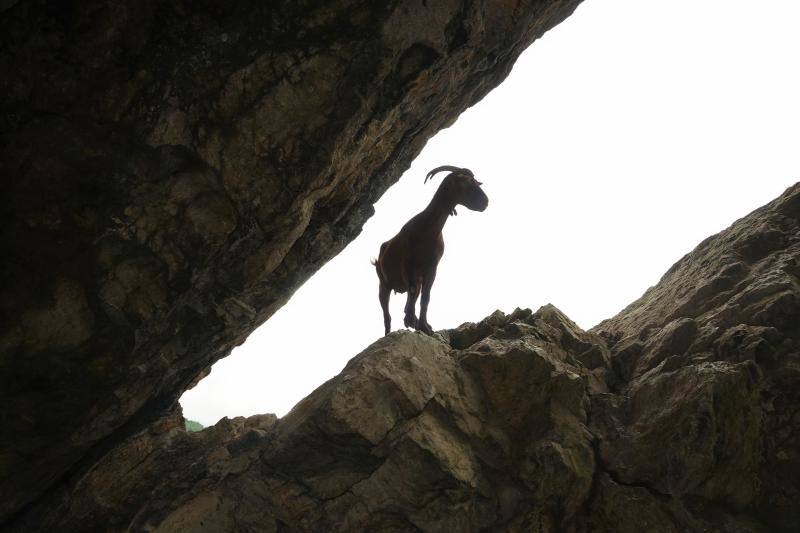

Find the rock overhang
[[0, 0, 585, 525]]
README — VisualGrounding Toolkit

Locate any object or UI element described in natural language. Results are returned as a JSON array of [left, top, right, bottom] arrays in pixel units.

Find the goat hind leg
[[379, 282, 391, 335], [403, 284, 419, 329]]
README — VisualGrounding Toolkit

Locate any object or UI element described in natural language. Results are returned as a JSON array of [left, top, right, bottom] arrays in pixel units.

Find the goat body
[[373, 166, 488, 335]]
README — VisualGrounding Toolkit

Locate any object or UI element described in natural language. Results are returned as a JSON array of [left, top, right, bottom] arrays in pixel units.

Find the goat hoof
[[404, 315, 417, 328], [417, 322, 434, 335]]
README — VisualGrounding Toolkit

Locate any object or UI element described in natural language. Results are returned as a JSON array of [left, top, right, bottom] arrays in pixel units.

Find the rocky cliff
[[6, 184, 799, 532], [0, 0, 584, 524]]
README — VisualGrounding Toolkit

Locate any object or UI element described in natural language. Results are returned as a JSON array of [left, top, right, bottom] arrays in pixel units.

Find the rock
[[10, 308, 600, 532], [593, 183, 800, 531], [0, 0, 583, 521], [1, 1, 798, 529], [10, 183, 798, 532]]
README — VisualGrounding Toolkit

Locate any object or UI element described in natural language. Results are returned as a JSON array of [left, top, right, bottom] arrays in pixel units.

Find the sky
[[181, 0, 800, 425]]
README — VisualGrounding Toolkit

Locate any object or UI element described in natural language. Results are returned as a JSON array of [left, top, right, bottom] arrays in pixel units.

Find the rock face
[[0, 0, 584, 523], [7, 184, 799, 531], [591, 182, 800, 531]]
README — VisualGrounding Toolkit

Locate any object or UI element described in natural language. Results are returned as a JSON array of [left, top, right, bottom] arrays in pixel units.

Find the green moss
[[185, 420, 204, 432]]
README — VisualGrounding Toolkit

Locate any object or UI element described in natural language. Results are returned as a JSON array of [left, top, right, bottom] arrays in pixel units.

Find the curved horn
[[424, 165, 473, 183]]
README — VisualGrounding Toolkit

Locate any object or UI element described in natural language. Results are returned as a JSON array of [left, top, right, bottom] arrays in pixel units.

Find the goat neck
[[421, 185, 457, 233]]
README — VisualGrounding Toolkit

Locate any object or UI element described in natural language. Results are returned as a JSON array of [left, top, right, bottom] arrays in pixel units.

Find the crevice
[[259, 391, 441, 513], [589, 435, 671, 500]]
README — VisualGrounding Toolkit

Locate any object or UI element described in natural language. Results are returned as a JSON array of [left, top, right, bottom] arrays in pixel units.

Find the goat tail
[[371, 258, 386, 283]]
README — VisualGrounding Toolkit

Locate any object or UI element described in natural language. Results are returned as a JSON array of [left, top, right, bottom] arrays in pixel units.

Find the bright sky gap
[[181, 0, 800, 425]]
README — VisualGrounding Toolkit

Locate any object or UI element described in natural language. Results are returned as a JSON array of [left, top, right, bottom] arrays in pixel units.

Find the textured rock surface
[[591, 182, 800, 531], [7, 184, 799, 531], [0, 0, 583, 522], [8, 307, 603, 532]]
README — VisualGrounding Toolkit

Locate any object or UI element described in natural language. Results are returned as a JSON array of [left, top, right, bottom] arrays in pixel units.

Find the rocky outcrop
[[4, 306, 609, 532], [590, 181, 800, 531], [8, 184, 799, 531], [0, 0, 584, 523]]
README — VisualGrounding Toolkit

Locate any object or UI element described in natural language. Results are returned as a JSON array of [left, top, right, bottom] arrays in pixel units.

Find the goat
[[372, 165, 488, 336]]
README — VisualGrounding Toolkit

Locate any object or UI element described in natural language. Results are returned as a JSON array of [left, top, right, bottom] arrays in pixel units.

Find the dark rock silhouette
[[6, 184, 799, 531], [0, 0, 583, 523]]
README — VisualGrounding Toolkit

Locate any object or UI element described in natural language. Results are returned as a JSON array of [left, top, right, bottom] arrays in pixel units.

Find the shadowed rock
[[590, 183, 800, 531], [0, 0, 583, 522], [8, 183, 800, 532], [10, 308, 600, 531], [2, 0, 799, 529]]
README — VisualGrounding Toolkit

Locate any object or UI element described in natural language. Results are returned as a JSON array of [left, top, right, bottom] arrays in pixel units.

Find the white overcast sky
[[181, 0, 800, 425]]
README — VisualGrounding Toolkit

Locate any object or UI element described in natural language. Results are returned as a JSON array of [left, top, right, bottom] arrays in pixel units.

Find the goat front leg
[[417, 273, 435, 335], [403, 282, 420, 329], [379, 282, 391, 335]]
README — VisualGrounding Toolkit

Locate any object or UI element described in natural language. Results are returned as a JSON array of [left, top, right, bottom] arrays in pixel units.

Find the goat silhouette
[[372, 165, 488, 335]]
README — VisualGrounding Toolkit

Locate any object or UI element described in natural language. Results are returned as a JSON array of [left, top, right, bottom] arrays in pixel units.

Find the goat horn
[[424, 165, 473, 183]]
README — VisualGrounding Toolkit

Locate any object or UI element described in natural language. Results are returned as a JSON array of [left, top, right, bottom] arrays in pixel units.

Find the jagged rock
[[10, 307, 601, 532], [10, 183, 798, 532], [0, 0, 583, 522], [593, 183, 800, 530], [1, 0, 798, 529]]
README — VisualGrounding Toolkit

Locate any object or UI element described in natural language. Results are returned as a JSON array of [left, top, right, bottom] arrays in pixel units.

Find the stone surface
[[591, 182, 800, 531], [0, 0, 583, 523], [10, 307, 601, 532], [6, 183, 799, 532]]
